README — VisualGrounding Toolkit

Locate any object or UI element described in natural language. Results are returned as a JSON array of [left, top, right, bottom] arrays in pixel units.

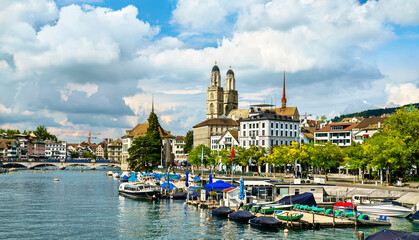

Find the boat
[[356, 200, 413, 218], [259, 204, 294, 214], [113, 172, 120, 178], [276, 192, 317, 207], [168, 191, 187, 200], [54, 178, 59, 181], [250, 216, 281, 228], [211, 207, 234, 217], [118, 182, 161, 200], [106, 171, 113, 176], [228, 210, 256, 223], [357, 214, 391, 226], [275, 211, 304, 221], [410, 211, 419, 222], [365, 229, 418, 240], [333, 201, 355, 211]]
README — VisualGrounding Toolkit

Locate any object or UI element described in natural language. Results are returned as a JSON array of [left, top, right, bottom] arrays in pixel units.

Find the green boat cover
[[345, 212, 355, 217]]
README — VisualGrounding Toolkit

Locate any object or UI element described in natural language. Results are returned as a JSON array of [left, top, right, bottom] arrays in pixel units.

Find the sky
[[0, 0, 418, 143]]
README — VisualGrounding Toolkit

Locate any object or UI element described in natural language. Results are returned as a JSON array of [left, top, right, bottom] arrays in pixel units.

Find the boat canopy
[[159, 182, 176, 191], [276, 192, 317, 206], [334, 202, 355, 207], [410, 211, 419, 221], [205, 180, 236, 191], [365, 229, 419, 240]]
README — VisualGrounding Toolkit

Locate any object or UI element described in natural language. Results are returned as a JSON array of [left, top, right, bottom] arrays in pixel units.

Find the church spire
[[152, 94, 154, 113], [281, 68, 287, 109]]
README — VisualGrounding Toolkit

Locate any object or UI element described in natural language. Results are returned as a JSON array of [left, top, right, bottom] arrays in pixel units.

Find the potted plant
[[209, 191, 217, 204]]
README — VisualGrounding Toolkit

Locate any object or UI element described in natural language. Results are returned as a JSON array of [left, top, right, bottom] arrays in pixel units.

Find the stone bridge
[[0, 160, 120, 170]]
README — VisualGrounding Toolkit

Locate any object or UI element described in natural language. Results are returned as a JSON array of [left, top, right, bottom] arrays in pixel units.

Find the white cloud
[[60, 83, 99, 101], [373, 0, 419, 26], [0, 104, 12, 114], [385, 83, 419, 106]]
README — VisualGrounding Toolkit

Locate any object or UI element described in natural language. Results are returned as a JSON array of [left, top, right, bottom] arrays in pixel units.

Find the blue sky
[[0, 0, 418, 143]]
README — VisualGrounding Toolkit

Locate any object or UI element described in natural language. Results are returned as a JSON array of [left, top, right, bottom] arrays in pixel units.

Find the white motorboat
[[118, 182, 161, 200], [356, 200, 413, 218]]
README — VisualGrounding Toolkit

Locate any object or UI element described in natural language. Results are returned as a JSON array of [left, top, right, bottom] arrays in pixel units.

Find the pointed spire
[[152, 94, 154, 113], [281, 67, 287, 109]]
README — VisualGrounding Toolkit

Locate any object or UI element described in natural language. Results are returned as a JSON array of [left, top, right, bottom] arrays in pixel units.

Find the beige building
[[193, 118, 239, 148], [121, 122, 175, 170], [206, 63, 238, 119], [107, 139, 122, 162], [94, 143, 105, 159], [171, 136, 188, 163]]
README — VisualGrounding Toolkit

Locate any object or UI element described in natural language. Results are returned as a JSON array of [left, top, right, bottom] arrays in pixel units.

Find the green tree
[[71, 151, 79, 159], [33, 125, 57, 141], [82, 152, 96, 159], [310, 142, 343, 181], [384, 106, 419, 168], [343, 142, 369, 180], [184, 130, 193, 154], [188, 144, 211, 166], [104, 152, 108, 160], [127, 112, 163, 172]]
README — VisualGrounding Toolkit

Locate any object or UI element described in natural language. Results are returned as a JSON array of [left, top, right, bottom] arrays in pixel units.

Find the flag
[[231, 146, 235, 162], [249, 156, 252, 165]]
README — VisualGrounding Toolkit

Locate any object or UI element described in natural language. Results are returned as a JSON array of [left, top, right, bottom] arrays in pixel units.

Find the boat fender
[[284, 229, 289, 234], [206, 217, 210, 222]]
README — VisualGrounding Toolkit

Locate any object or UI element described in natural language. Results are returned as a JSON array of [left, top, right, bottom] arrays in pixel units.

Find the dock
[[185, 199, 358, 230]]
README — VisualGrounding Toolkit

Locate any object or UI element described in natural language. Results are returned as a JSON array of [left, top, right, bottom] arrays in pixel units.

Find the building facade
[[171, 136, 188, 163], [193, 118, 239, 148], [107, 139, 122, 162], [239, 108, 300, 149], [314, 122, 358, 147], [352, 117, 387, 143], [206, 63, 238, 119], [211, 130, 239, 150], [45, 141, 67, 159]]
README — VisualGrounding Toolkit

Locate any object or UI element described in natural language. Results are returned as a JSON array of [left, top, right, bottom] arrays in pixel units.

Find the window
[[276, 130, 278, 136], [243, 124, 246, 129], [285, 131, 287, 137], [262, 123, 265, 128], [281, 140, 283, 145], [285, 124, 288, 129], [256, 123, 259, 128], [281, 123, 283, 128], [295, 189, 300, 195], [249, 124, 252, 129], [243, 141, 246, 146], [280, 131, 283, 137], [271, 123, 274, 128], [262, 130, 265, 136], [262, 140, 265, 146], [295, 125, 297, 130], [310, 189, 316, 192], [276, 140, 279, 146], [243, 131, 246, 137], [276, 123, 279, 128], [271, 130, 273, 135], [256, 140, 258, 145]]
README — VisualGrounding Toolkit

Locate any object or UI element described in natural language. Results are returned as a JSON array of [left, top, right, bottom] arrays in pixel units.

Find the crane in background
[[51, 129, 101, 144]]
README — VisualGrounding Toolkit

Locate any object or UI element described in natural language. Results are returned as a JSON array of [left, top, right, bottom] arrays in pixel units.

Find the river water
[[0, 169, 418, 239]]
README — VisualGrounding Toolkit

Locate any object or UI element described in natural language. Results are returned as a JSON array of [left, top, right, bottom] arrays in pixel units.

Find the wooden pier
[[185, 199, 358, 230]]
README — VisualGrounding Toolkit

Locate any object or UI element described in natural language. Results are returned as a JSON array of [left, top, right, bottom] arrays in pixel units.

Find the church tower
[[206, 63, 224, 119], [281, 69, 287, 109], [223, 66, 238, 116]]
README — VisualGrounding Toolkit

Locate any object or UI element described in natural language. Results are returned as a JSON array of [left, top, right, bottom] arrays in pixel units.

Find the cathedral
[[206, 63, 239, 119]]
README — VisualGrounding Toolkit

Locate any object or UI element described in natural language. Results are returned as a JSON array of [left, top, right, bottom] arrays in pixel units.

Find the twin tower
[[206, 63, 238, 119]]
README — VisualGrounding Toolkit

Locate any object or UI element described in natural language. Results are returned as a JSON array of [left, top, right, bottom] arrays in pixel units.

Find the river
[[0, 169, 418, 239]]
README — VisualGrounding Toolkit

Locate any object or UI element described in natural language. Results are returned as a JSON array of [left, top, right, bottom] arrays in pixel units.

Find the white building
[[171, 136, 188, 163], [45, 141, 67, 159], [314, 122, 358, 147], [352, 117, 387, 143], [239, 107, 300, 149], [211, 130, 239, 150]]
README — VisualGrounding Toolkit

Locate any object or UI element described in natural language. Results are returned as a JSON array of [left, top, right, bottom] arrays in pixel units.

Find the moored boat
[[250, 216, 281, 228], [228, 210, 256, 223], [410, 211, 419, 222], [118, 182, 161, 200], [356, 200, 413, 218], [275, 211, 303, 221], [211, 207, 234, 217], [259, 204, 294, 214]]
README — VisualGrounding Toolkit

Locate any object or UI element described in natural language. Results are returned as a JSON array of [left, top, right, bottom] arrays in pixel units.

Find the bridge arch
[[1, 163, 28, 169], [28, 163, 60, 169]]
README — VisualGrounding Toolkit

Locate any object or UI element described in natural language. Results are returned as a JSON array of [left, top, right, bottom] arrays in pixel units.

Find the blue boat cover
[[276, 192, 316, 206], [160, 182, 176, 191], [193, 176, 201, 182], [365, 229, 419, 240], [205, 180, 236, 191], [410, 211, 419, 221], [229, 210, 255, 220], [212, 207, 234, 215], [250, 216, 280, 226], [121, 175, 129, 180]]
